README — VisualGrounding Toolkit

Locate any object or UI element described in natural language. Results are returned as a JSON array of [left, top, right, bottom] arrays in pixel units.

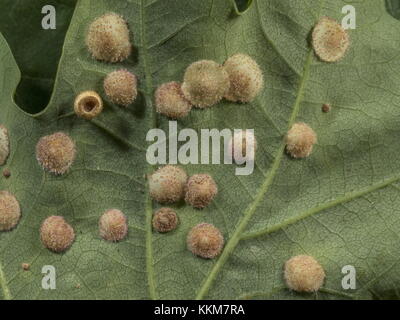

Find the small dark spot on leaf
[[3, 168, 10, 178], [322, 103, 331, 113], [22, 263, 30, 271]]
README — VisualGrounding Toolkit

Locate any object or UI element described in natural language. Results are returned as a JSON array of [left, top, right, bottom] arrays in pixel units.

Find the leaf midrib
[[138, 0, 157, 300]]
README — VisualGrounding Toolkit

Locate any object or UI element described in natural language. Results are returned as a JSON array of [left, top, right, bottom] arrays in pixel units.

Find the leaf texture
[[1, 0, 400, 300]]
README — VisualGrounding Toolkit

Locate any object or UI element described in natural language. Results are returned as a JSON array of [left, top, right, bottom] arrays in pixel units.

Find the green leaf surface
[[1, 0, 400, 300]]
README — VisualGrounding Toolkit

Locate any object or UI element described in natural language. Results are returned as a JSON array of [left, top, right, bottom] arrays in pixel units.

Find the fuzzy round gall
[[228, 130, 257, 163], [40, 216, 75, 253], [74, 91, 103, 119], [223, 54, 264, 102], [0, 125, 10, 166], [36, 132, 76, 175], [0, 191, 21, 231], [312, 17, 350, 63], [284, 255, 325, 292], [104, 69, 137, 106], [181, 60, 230, 108], [187, 223, 224, 259], [185, 174, 218, 209], [99, 209, 128, 242], [148, 165, 188, 203], [285, 123, 317, 158], [155, 82, 192, 119], [86, 12, 132, 63], [152, 207, 178, 233]]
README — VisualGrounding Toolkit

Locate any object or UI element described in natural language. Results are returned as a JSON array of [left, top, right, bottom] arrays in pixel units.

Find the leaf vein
[[241, 173, 400, 241], [140, 0, 158, 300]]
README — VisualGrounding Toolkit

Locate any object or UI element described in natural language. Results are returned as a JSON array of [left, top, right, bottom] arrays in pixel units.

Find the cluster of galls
[[281, 17, 349, 158], [155, 54, 264, 119], [153, 16, 349, 156], [73, 13, 138, 121], [1, 14, 349, 294], [148, 165, 223, 259], [148, 165, 218, 209], [39, 208, 128, 254], [283, 16, 349, 159], [149, 16, 351, 264], [34, 133, 77, 253], [28, 12, 141, 252], [33, 128, 131, 251], [0, 126, 79, 252]]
